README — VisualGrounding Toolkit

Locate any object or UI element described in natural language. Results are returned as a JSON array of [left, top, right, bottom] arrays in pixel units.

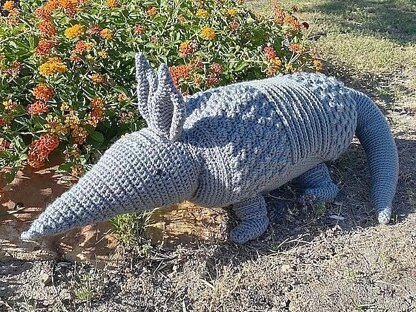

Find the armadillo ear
[[135, 53, 157, 124], [147, 64, 186, 141]]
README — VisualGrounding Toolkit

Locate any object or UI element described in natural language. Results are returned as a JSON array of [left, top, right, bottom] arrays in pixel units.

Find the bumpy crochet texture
[[21, 54, 399, 243]]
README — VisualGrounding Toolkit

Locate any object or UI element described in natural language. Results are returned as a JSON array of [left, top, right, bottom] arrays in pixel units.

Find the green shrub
[[0, 0, 318, 184]]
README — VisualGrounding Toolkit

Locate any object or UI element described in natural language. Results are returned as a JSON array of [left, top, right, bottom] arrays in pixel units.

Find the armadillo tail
[[352, 90, 399, 224]]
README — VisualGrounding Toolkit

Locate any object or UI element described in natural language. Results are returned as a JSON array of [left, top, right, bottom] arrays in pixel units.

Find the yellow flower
[[227, 8, 238, 16], [100, 28, 113, 40], [38, 57, 67, 76], [313, 59, 323, 72], [98, 50, 108, 58], [64, 24, 84, 39], [2, 0, 15, 11], [106, 0, 119, 8], [196, 9, 208, 18], [200, 27, 216, 40], [285, 63, 293, 73], [146, 6, 157, 16]]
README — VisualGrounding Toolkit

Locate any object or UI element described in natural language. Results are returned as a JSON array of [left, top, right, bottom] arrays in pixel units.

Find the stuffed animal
[[21, 54, 399, 243]]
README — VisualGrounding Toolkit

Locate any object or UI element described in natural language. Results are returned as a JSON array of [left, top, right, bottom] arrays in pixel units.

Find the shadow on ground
[[302, 0, 416, 43]]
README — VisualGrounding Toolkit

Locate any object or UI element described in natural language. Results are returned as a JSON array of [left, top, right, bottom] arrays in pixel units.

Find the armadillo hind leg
[[295, 163, 339, 204], [230, 195, 269, 244]]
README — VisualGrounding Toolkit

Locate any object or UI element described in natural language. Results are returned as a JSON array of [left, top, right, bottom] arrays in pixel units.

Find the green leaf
[[90, 131, 105, 143]]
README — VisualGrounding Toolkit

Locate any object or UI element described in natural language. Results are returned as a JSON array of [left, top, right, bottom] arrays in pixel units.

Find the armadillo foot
[[378, 207, 392, 224], [296, 163, 339, 203], [230, 195, 269, 244]]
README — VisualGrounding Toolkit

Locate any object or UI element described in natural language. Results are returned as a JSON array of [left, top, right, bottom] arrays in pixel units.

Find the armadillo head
[[21, 54, 201, 240]]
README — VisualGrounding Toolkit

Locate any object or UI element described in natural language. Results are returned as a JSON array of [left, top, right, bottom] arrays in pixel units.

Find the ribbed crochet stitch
[[21, 54, 399, 244]]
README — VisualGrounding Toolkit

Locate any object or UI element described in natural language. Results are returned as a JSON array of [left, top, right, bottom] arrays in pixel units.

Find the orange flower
[[106, 0, 119, 8], [87, 25, 102, 35], [313, 59, 323, 72], [33, 83, 54, 101], [71, 126, 88, 145], [146, 6, 157, 16], [190, 57, 204, 70], [38, 57, 67, 75], [6, 61, 22, 76], [265, 58, 282, 77], [73, 40, 94, 54], [0, 138, 11, 152], [210, 63, 223, 75], [34, 7, 52, 20], [65, 24, 84, 39], [38, 20, 57, 38], [207, 74, 220, 87], [2, 1, 15, 11], [169, 65, 191, 89], [0, 117, 7, 127], [27, 133, 60, 168], [28, 101, 49, 115], [90, 73, 107, 84], [228, 21, 240, 31], [289, 43, 303, 53], [264, 47, 277, 61], [5, 7, 19, 24], [284, 15, 301, 31], [179, 41, 194, 58], [70, 53, 81, 63], [70, 164, 85, 177], [100, 28, 113, 40], [91, 98, 105, 109], [134, 24, 145, 34], [59, 0, 79, 17], [273, 4, 285, 25], [35, 39, 55, 56]]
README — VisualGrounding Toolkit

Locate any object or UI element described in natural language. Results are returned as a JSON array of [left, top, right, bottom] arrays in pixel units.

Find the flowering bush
[[0, 0, 320, 184]]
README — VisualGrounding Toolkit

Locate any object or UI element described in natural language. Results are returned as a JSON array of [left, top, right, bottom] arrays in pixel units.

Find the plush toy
[[21, 54, 399, 243]]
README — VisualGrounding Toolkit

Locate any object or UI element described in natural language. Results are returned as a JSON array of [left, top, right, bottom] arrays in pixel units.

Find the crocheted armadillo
[[21, 54, 399, 243]]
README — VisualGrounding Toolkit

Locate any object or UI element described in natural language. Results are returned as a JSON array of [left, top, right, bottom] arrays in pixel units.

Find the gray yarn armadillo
[[21, 54, 399, 243]]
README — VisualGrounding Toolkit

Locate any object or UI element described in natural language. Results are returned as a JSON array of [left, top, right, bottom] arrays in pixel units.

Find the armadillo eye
[[156, 169, 162, 176]]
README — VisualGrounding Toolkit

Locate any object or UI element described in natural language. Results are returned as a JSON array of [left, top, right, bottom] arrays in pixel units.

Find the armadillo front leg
[[230, 195, 269, 244], [296, 163, 339, 204]]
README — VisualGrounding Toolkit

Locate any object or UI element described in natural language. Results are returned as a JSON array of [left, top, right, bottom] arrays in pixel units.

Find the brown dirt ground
[[1, 79, 415, 312]]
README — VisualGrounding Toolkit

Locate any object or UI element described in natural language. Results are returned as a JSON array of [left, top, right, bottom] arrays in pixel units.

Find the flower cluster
[[0, 0, 316, 184], [27, 133, 60, 168], [38, 57, 67, 75], [28, 101, 49, 115]]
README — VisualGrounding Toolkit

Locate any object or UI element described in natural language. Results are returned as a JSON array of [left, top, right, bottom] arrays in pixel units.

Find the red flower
[[27, 101, 49, 115], [207, 74, 220, 87], [169, 65, 191, 89], [134, 24, 145, 34], [35, 39, 55, 56], [27, 133, 59, 168], [228, 21, 240, 31], [38, 20, 57, 38], [210, 63, 223, 75], [87, 25, 102, 35], [264, 47, 277, 61]]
